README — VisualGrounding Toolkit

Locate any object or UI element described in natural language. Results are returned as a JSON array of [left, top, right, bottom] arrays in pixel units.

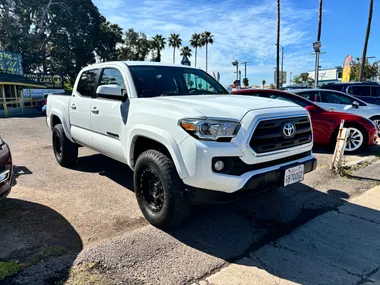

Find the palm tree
[[180, 46, 192, 58], [360, 0, 374, 81], [262, 80, 266, 88], [151, 34, 166, 62], [276, 0, 280, 89], [168, 33, 182, 63], [190, 33, 201, 67], [201, 31, 214, 72]]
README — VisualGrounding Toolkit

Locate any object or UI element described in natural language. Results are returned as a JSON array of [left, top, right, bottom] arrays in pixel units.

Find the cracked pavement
[[1, 116, 380, 285], [198, 184, 380, 285]]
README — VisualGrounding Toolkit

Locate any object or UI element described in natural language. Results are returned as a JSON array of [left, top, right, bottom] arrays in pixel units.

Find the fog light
[[214, 160, 225, 171]]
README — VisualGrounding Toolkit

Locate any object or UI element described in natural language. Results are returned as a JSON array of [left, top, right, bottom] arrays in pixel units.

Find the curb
[[343, 155, 378, 168]]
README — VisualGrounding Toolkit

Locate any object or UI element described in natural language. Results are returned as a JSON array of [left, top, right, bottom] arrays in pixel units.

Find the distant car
[[232, 89, 378, 152], [0, 137, 13, 200], [291, 89, 380, 130], [320, 82, 380, 105]]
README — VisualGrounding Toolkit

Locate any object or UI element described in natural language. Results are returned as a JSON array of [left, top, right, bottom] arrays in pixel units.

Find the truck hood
[[152, 95, 300, 120]]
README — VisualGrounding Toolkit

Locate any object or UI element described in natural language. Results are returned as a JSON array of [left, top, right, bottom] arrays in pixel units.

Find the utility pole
[[290, 72, 292, 84], [314, 0, 323, 88], [241, 61, 249, 80], [275, 44, 284, 87]]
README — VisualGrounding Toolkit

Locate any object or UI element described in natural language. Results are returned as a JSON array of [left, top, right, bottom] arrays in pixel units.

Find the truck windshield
[[128, 65, 229, 98]]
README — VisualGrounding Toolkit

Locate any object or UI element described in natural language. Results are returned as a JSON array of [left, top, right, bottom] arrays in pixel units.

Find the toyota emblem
[[283, 123, 295, 138]]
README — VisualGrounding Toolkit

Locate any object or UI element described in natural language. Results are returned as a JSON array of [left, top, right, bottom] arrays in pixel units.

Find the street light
[[313, 41, 321, 87], [232, 60, 239, 81], [275, 44, 284, 87]]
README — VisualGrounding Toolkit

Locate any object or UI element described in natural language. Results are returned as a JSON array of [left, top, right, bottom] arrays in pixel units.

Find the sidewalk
[[195, 186, 380, 285]]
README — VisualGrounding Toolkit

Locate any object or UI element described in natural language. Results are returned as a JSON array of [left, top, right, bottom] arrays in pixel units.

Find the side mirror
[[305, 105, 318, 113], [352, 101, 360, 108], [96, 85, 128, 101]]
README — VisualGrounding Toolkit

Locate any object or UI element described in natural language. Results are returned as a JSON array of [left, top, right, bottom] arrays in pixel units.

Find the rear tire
[[52, 124, 78, 167], [134, 150, 191, 229], [370, 116, 380, 130]]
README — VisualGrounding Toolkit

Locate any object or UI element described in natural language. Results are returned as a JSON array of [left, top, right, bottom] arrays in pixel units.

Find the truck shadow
[[165, 184, 380, 284], [0, 198, 82, 284], [73, 154, 134, 191]]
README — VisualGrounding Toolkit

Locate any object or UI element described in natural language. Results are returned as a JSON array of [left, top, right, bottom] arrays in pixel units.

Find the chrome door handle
[[70, 104, 77, 110], [91, 107, 99, 114]]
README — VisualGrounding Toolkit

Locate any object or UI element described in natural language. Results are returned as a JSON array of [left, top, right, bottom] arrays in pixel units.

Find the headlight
[[179, 119, 240, 140]]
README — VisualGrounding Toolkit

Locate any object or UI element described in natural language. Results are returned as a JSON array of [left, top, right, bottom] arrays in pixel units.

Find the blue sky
[[93, 0, 380, 86]]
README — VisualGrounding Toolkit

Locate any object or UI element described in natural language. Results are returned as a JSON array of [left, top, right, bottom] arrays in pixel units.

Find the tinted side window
[[295, 91, 320, 102], [323, 85, 344, 91], [100, 68, 125, 89], [77, 69, 99, 97], [371, 86, 380, 97], [337, 93, 365, 106], [351, 86, 371, 97], [320, 91, 340, 103]]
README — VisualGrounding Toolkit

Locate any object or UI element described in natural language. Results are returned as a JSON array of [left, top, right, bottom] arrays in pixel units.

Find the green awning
[[0, 73, 46, 88]]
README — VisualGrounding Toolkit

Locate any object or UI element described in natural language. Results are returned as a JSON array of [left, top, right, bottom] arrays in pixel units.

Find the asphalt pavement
[[1, 116, 379, 285]]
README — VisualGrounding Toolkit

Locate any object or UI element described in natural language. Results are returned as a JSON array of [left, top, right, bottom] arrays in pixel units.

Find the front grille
[[249, 116, 312, 154]]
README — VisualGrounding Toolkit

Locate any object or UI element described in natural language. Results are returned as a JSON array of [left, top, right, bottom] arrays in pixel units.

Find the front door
[[69, 69, 99, 147], [90, 68, 129, 163], [319, 91, 365, 117]]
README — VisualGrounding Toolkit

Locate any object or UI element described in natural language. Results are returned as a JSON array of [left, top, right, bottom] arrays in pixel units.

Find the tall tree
[[180, 46, 192, 58], [276, 0, 280, 89], [168, 33, 182, 63], [96, 21, 123, 62], [351, 57, 379, 82], [151, 34, 166, 62], [360, 0, 374, 81], [118, 28, 151, 61], [317, 0, 323, 42], [201, 31, 214, 72], [190, 33, 201, 67], [262, 80, 266, 88]]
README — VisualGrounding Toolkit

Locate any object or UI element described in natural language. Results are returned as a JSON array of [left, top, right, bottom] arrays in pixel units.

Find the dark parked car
[[0, 136, 13, 200], [232, 89, 378, 152], [320, 82, 380, 105]]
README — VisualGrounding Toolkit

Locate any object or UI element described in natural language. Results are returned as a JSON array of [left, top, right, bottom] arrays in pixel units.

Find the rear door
[[370, 86, 380, 105], [90, 67, 129, 163], [69, 69, 100, 147]]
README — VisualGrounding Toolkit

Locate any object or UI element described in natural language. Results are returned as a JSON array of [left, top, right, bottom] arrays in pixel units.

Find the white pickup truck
[[46, 61, 317, 228]]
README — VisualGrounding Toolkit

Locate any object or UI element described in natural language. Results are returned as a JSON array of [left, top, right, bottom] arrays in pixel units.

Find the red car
[[0, 136, 13, 200], [232, 89, 378, 152]]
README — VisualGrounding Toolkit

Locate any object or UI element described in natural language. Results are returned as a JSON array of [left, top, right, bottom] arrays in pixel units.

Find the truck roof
[[84, 61, 199, 69]]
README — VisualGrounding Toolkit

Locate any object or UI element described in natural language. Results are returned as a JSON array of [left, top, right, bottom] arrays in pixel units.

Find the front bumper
[[0, 143, 13, 200], [185, 156, 317, 204]]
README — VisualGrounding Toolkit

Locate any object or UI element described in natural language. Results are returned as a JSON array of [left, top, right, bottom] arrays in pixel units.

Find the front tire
[[52, 124, 78, 167], [134, 150, 190, 229]]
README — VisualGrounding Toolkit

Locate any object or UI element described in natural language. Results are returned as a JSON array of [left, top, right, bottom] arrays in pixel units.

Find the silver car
[[291, 88, 380, 130]]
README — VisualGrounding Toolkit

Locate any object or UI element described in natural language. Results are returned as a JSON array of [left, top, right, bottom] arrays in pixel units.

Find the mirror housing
[[96, 85, 128, 101], [352, 101, 360, 108], [305, 105, 318, 113]]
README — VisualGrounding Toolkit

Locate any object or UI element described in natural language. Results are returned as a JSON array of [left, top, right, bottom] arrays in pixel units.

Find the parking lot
[[1, 116, 380, 284]]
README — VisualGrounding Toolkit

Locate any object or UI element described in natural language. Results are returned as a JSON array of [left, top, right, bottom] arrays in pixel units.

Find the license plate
[[284, 165, 304, 186]]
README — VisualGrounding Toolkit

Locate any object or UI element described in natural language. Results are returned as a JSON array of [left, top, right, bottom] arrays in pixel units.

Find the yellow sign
[[341, 54, 352, 82]]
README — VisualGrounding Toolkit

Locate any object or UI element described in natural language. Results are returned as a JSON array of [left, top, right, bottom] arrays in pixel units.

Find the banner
[[0, 51, 23, 75], [341, 54, 352, 83], [24, 73, 64, 89]]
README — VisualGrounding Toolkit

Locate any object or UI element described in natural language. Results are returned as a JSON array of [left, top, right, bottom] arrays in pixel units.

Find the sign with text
[[24, 73, 64, 89], [0, 51, 23, 75]]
